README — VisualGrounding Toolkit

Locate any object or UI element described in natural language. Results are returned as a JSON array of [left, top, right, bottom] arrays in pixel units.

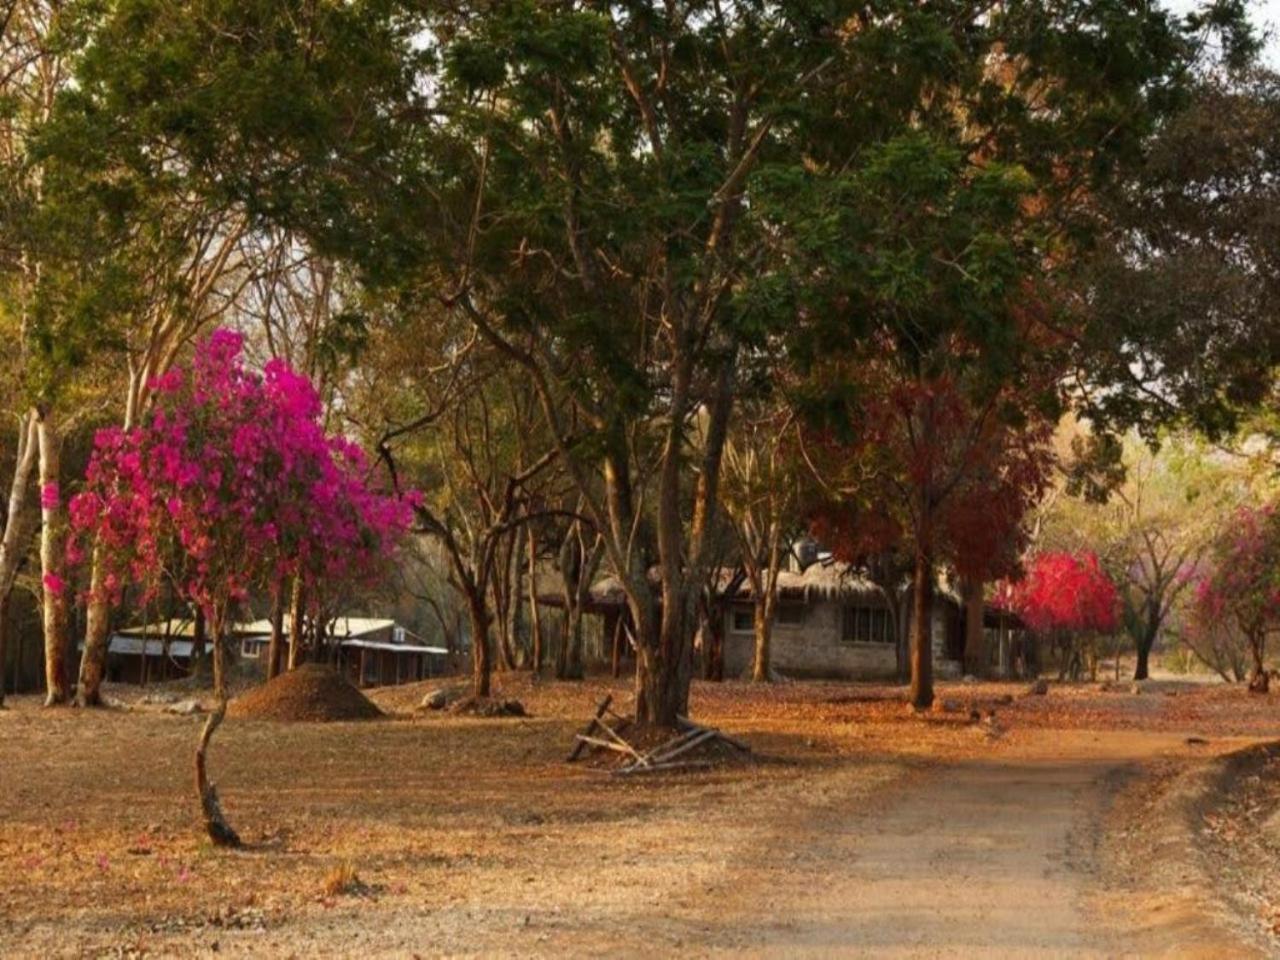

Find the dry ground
[[0, 673, 1277, 958]]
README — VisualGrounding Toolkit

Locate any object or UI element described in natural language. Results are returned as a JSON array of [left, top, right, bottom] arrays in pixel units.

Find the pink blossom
[[65, 328, 413, 619], [42, 573, 65, 596]]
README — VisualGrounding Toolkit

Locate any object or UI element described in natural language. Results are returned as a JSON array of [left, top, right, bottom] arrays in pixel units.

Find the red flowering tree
[[1186, 505, 1280, 693], [68, 330, 415, 844], [807, 367, 1056, 698], [1000, 551, 1119, 680], [1006, 552, 1120, 634]]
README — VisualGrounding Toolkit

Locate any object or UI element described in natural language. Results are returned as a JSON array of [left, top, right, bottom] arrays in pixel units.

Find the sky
[[1164, 0, 1280, 67]]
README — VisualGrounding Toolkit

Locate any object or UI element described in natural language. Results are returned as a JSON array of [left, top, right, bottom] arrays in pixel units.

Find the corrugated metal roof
[[237, 616, 398, 638]]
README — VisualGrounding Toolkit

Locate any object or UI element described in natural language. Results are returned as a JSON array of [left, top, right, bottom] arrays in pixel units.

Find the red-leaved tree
[[1000, 550, 1119, 680], [67, 330, 415, 844], [1005, 551, 1120, 634], [807, 366, 1055, 699]]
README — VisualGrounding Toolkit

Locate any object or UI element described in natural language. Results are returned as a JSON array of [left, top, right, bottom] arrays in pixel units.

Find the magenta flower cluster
[[1189, 503, 1280, 636], [67, 329, 418, 618]]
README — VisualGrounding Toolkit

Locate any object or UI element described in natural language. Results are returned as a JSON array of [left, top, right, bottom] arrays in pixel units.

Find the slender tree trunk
[[557, 603, 585, 680], [910, 546, 935, 710], [0, 591, 9, 707], [611, 613, 625, 679], [286, 578, 304, 670], [467, 591, 491, 698], [194, 606, 240, 846], [1247, 628, 1269, 693], [702, 601, 723, 681], [751, 597, 773, 682], [1133, 609, 1158, 681], [962, 576, 986, 678], [76, 545, 111, 706], [37, 410, 69, 706], [0, 413, 40, 708], [491, 537, 516, 671], [191, 605, 207, 669], [266, 586, 285, 680], [527, 527, 544, 675]]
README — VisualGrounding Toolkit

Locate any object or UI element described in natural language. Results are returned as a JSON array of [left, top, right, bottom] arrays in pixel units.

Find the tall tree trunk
[[634, 586, 695, 729], [37, 410, 69, 706], [751, 596, 773, 682], [467, 591, 491, 698], [1132, 607, 1158, 681], [0, 413, 40, 708], [962, 577, 986, 677], [194, 606, 240, 846], [491, 539, 516, 671], [286, 578, 304, 670], [1247, 627, 1269, 693], [0, 591, 9, 707], [265, 586, 285, 680], [909, 546, 935, 710], [76, 545, 111, 706], [527, 527, 544, 675], [557, 603, 585, 680], [611, 613, 626, 679], [701, 600, 723, 681]]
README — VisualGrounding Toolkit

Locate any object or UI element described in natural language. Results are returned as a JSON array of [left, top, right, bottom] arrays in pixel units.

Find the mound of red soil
[[229, 664, 382, 722]]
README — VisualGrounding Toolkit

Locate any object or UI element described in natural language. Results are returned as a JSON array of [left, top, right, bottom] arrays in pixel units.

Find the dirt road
[[712, 730, 1258, 958]]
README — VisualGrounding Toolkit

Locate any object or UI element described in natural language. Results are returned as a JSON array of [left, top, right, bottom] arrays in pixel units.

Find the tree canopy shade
[[1074, 67, 1280, 439], [55, 0, 1258, 723]]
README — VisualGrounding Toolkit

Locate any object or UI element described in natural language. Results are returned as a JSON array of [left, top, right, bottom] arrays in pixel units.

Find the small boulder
[[1025, 679, 1049, 697], [167, 699, 203, 716], [419, 688, 452, 711]]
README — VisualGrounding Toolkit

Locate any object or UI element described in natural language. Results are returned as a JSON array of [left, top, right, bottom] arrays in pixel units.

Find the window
[[240, 638, 261, 659], [842, 604, 891, 644], [731, 608, 754, 633], [775, 603, 805, 626]]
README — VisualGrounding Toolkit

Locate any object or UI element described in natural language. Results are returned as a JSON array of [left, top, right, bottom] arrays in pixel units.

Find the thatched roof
[[727, 562, 883, 602], [536, 560, 886, 611]]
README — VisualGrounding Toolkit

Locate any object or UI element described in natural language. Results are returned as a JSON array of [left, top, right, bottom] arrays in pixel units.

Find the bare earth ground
[[1, 674, 1277, 958]]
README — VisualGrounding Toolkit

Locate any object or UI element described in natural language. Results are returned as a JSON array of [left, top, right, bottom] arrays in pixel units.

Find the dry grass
[[320, 861, 363, 899], [0, 671, 1276, 957]]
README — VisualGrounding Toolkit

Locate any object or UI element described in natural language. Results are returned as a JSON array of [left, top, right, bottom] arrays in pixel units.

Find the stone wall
[[722, 597, 961, 681]]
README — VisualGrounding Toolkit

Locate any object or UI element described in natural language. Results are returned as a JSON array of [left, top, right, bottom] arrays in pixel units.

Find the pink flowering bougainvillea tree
[[1186, 504, 1280, 693], [999, 551, 1119, 681], [68, 330, 415, 844]]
